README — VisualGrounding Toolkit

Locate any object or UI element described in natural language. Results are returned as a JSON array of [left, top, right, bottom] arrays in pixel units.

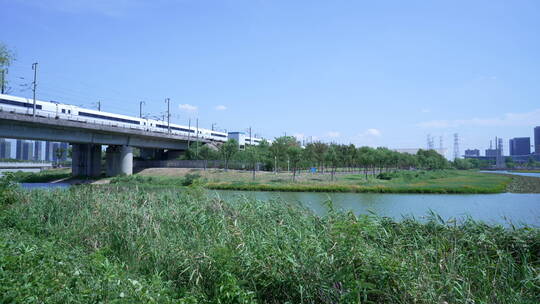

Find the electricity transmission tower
[[427, 134, 435, 150], [453, 133, 459, 160]]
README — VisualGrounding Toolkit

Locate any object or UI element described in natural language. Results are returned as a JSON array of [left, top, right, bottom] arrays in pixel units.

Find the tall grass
[[1, 185, 539, 303]]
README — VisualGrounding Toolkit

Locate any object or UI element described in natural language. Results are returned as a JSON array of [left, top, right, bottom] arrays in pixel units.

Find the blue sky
[[1, 0, 539, 156]]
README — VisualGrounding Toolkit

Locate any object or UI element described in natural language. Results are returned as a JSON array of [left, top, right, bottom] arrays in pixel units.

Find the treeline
[[184, 136, 451, 179]]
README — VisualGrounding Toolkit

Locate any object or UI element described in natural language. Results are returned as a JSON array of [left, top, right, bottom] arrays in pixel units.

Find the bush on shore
[[1, 186, 538, 303]]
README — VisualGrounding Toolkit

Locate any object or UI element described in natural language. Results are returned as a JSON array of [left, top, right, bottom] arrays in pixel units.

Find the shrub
[[182, 173, 202, 186], [376, 172, 393, 180], [0, 174, 18, 206]]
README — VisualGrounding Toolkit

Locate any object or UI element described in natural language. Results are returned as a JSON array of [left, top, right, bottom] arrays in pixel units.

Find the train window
[[68, 110, 71, 114], [61, 109, 66, 113]]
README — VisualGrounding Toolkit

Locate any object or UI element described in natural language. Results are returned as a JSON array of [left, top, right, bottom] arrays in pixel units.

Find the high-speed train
[[0, 93, 230, 142]]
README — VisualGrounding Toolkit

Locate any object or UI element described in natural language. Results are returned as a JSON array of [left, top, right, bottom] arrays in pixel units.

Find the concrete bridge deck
[[0, 111, 208, 177]]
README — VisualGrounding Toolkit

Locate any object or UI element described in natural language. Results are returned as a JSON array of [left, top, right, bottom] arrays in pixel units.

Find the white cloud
[[178, 104, 198, 112], [326, 131, 340, 138], [417, 109, 540, 128], [357, 128, 382, 138], [215, 105, 227, 111], [354, 128, 382, 147], [365, 128, 382, 136]]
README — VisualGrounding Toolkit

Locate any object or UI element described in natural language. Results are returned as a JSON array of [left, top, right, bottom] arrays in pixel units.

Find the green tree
[[269, 136, 297, 172], [302, 143, 318, 171], [324, 145, 339, 181], [198, 145, 216, 170], [254, 139, 271, 170], [244, 145, 260, 180], [286, 145, 303, 181], [0, 43, 14, 94], [416, 149, 448, 170], [54, 147, 66, 166], [183, 142, 203, 160], [219, 139, 239, 171], [357, 146, 374, 180], [310, 142, 328, 172], [453, 158, 473, 170]]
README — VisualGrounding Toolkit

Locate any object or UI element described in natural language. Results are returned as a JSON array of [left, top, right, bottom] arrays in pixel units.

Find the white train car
[[0, 94, 233, 143]]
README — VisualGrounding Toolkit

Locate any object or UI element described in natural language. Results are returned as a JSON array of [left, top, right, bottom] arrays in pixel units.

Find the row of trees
[[184, 136, 451, 180]]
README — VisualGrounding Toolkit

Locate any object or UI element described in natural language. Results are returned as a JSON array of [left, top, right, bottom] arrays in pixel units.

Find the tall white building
[[0, 138, 11, 159]]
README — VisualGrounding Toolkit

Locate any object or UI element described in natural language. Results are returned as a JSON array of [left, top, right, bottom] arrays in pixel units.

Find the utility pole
[[1, 69, 5, 94], [139, 101, 145, 118], [211, 123, 216, 131], [32, 62, 38, 117], [249, 126, 252, 146], [97, 101, 101, 111], [165, 98, 171, 133]]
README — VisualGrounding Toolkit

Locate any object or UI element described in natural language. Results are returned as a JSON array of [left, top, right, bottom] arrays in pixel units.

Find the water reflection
[[20, 183, 70, 190]]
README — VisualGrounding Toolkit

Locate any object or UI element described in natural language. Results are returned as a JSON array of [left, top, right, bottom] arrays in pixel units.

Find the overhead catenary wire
[[4, 62, 223, 129]]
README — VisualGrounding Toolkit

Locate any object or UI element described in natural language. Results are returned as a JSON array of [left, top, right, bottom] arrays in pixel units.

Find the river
[[212, 190, 540, 227], [480, 170, 540, 178]]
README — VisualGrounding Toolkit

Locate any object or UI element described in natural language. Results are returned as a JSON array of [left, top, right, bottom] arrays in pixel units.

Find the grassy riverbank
[[511, 169, 540, 173], [505, 174, 540, 193], [1, 185, 539, 303], [130, 168, 513, 194], [4, 168, 71, 183]]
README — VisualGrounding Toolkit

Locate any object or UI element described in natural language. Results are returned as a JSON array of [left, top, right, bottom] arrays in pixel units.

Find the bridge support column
[[106, 145, 133, 176], [71, 144, 102, 177]]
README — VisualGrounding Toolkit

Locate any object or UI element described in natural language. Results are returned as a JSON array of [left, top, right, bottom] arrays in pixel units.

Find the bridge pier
[[106, 145, 133, 176], [71, 143, 102, 177]]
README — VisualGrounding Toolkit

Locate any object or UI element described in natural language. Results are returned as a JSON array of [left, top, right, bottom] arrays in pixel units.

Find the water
[[480, 170, 540, 178], [20, 183, 70, 190], [212, 190, 540, 227]]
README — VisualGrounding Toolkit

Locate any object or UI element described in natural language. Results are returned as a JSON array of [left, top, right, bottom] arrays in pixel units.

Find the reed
[[1, 185, 538, 303]]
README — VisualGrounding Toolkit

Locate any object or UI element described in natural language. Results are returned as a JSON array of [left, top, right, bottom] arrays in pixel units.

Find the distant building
[[44, 141, 69, 162], [0, 138, 12, 159], [228, 132, 247, 149], [485, 148, 498, 157], [464, 149, 480, 157], [16, 140, 33, 161], [45, 141, 54, 161], [227, 132, 263, 150], [535, 126, 540, 154], [509, 137, 531, 156], [33, 141, 43, 161]]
